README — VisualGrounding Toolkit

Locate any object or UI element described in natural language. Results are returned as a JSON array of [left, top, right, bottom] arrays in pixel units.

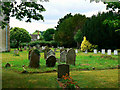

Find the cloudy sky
[[10, 0, 108, 34]]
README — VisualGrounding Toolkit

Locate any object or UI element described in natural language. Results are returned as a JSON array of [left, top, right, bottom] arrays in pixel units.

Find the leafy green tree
[[74, 29, 83, 48], [10, 27, 31, 48], [0, 1, 46, 29], [82, 11, 120, 49], [55, 14, 87, 47], [43, 28, 55, 41]]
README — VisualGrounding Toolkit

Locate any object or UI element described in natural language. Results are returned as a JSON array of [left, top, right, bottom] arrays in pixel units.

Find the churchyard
[[1, 47, 119, 88]]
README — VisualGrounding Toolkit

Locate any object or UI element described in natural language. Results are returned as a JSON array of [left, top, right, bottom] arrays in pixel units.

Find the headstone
[[5, 63, 11, 67], [75, 49, 78, 53], [29, 49, 40, 68], [60, 50, 67, 62], [60, 48, 66, 53], [101, 49, 105, 54], [24, 46, 27, 50], [47, 50, 55, 58], [85, 50, 88, 54], [36, 44, 40, 49], [28, 49, 32, 60], [44, 46, 51, 59], [33, 46, 36, 49], [107, 49, 111, 55], [94, 49, 97, 54], [114, 50, 118, 55], [60, 47, 62, 49], [66, 49, 76, 65], [14, 49, 19, 56], [46, 55, 56, 67], [58, 64, 69, 80]]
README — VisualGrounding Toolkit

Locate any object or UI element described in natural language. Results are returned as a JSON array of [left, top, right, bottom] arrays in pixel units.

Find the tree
[[10, 27, 31, 48], [82, 11, 120, 49], [54, 14, 87, 47], [74, 29, 83, 48], [0, 1, 46, 29], [43, 28, 55, 41]]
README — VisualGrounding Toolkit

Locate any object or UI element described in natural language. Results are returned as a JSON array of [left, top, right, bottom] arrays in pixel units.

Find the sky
[[9, 0, 108, 34]]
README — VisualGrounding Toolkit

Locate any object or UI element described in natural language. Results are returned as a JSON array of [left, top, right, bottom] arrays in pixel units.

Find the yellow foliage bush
[[81, 36, 98, 51]]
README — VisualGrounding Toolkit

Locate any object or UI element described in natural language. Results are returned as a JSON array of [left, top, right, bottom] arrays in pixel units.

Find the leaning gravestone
[[58, 64, 69, 80], [28, 49, 32, 60], [114, 50, 118, 55], [66, 49, 76, 65], [60, 50, 67, 62], [47, 50, 55, 58], [101, 49, 105, 54], [107, 49, 111, 55], [94, 49, 97, 54], [29, 49, 40, 68], [46, 55, 56, 67]]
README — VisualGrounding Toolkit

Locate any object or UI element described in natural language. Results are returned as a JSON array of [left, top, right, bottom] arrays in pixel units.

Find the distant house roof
[[30, 34, 38, 41]]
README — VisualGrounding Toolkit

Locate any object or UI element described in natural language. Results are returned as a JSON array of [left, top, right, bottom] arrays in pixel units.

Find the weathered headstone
[[47, 50, 55, 58], [60, 48, 66, 53], [66, 49, 76, 65], [28, 49, 32, 60], [114, 50, 118, 55], [94, 49, 97, 54], [85, 50, 88, 54], [14, 49, 19, 56], [101, 49, 105, 54], [75, 49, 78, 53], [58, 64, 69, 80], [60, 50, 67, 62], [46, 55, 56, 67], [24, 46, 27, 50], [5, 63, 11, 68], [107, 49, 111, 55], [29, 49, 40, 68]]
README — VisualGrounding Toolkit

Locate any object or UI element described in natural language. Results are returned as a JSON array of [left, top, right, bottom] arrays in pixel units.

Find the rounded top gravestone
[[66, 48, 76, 65], [29, 49, 40, 68], [46, 55, 56, 67]]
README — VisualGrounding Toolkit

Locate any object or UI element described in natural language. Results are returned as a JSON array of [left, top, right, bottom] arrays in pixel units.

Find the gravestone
[[114, 50, 118, 55], [28, 49, 32, 60], [47, 50, 55, 58], [107, 49, 111, 55], [60, 48, 66, 53], [60, 50, 67, 62], [75, 49, 78, 53], [33, 46, 36, 49], [58, 64, 69, 80], [14, 49, 19, 56], [36, 44, 40, 49], [94, 49, 97, 54], [66, 49, 76, 65], [5, 63, 11, 68], [29, 49, 40, 68], [24, 46, 27, 50], [46, 55, 56, 67], [101, 49, 105, 54], [85, 50, 88, 54], [44, 46, 51, 59]]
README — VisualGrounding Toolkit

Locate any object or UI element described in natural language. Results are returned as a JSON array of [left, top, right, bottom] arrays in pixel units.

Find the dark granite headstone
[[58, 64, 69, 80], [46, 55, 56, 67]]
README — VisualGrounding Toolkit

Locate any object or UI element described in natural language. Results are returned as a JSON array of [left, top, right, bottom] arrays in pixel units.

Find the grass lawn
[[1, 48, 119, 88]]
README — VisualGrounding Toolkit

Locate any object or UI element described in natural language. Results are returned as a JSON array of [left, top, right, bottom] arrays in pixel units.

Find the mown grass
[[2, 48, 119, 72], [2, 69, 119, 88]]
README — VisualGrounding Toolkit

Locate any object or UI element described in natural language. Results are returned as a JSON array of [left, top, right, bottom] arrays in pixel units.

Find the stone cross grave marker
[[60, 50, 67, 62], [94, 49, 97, 54], [57, 64, 69, 80], [101, 49, 105, 54], [29, 50, 40, 68], [107, 49, 111, 55], [46, 55, 56, 67], [85, 50, 88, 54], [66, 48, 76, 65], [47, 49, 55, 58], [114, 50, 118, 55]]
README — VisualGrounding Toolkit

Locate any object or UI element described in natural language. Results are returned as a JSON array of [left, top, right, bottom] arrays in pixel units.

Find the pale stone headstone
[[46, 55, 56, 67], [60, 50, 67, 62], [114, 50, 118, 55], [94, 49, 97, 54], [85, 50, 88, 54], [29, 49, 40, 68], [66, 49, 76, 65], [60, 47, 62, 49], [58, 64, 69, 80], [107, 49, 111, 55], [47, 50, 55, 58], [75, 49, 78, 53], [24, 46, 27, 50], [14, 49, 19, 56], [101, 49, 105, 54]]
